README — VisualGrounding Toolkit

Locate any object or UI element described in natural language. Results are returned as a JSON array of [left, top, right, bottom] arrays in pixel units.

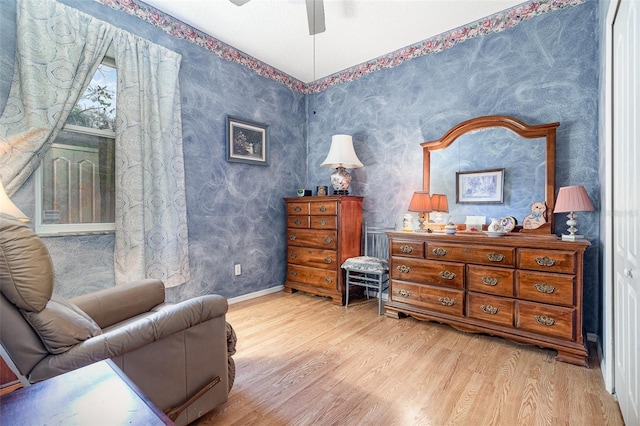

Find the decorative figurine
[[523, 201, 547, 229]]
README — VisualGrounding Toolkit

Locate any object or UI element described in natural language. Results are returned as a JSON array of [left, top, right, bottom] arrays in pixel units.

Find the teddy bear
[[523, 201, 547, 229]]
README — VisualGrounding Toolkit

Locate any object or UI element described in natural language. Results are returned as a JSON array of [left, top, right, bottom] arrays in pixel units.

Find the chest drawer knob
[[534, 315, 556, 326], [481, 276, 498, 286], [481, 304, 499, 315], [324, 277, 333, 283], [290, 270, 298, 277], [534, 282, 556, 293], [397, 265, 411, 273], [319, 220, 328, 225], [290, 253, 297, 259], [289, 235, 297, 241], [294, 206, 302, 212], [432, 248, 447, 257], [400, 245, 414, 254], [439, 270, 456, 280], [294, 219, 302, 225], [487, 253, 505, 262], [398, 289, 411, 297], [438, 297, 455, 306], [324, 237, 334, 244], [535, 256, 557, 267], [319, 205, 327, 212], [324, 257, 333, 264]]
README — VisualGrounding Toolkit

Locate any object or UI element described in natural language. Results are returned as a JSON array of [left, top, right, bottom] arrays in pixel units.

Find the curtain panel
[[0, 0, 190, 287]]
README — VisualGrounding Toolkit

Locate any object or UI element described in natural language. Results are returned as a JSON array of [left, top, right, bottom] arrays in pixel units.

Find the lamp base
[[330, 167, 352, 195], [333, 190, 349, 196], [561, 234, 585, 241]]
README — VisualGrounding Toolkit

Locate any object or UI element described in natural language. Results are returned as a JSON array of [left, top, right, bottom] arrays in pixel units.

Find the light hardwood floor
[[197, 292, 623, 426]]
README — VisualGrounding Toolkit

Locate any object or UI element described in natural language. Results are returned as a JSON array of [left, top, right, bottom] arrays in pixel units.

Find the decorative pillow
[[21, 294, 103, 354]]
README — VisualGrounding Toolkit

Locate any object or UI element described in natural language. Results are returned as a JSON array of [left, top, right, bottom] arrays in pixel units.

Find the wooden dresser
[[284, 196, 363, 305], [385, 231, 590, 366]]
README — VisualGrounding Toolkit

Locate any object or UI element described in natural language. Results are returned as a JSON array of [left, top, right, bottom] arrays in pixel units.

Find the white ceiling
[[142, 0, 525, 83]]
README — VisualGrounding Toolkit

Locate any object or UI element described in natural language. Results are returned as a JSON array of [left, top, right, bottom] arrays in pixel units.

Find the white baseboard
[[228, 285, 284, 305]]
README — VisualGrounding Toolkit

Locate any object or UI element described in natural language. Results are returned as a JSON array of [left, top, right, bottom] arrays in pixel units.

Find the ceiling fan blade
[[305, 0, 326, 35], [229, 0, 251, 6]]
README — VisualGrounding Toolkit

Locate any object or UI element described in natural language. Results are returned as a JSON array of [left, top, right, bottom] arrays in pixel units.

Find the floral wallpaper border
[[96, 0, 586, 94]]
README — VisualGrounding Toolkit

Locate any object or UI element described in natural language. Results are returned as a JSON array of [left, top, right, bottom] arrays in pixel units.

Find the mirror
[[422, 116, 558, 233]]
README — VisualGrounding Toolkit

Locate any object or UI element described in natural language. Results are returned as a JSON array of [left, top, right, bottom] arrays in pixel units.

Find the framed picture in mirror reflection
[[456, 168, 504, 204]]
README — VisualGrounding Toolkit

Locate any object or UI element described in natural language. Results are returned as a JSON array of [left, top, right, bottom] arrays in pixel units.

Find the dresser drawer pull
[[294, 219, 302, 225], [400, 245, 414, 254], [290, 270, 297, 277], [534, 315, 556, 326], [487, 253, 505, 262], [439, 270, 456, 280], [324, 237, 334, 244], [324, 277, 333, 284], [289, 253, 297, 259], [294, 206, 302, 212], [324, 257, 333, 264], [289, 235, 297, 241], [319, 220, 328, 226], [438, 297, 455, 306], [481, 304, 499, 315], [535, 256, 557, 267], [319, 205, 327, 212], [534, 282, 556, 293], [432, 248, 447, 257], [481, 276, 498, 286], [398, 289, 411, 297], [397, 265, 411, 273]]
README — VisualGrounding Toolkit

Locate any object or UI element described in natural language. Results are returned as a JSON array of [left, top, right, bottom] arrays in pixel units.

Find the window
[[35, 61, 117, 235]]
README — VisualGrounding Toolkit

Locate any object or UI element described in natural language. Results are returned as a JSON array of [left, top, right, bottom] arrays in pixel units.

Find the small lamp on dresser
[[430, 194, 448, 223], [408, 191, 433, 232], [554, 185, 594, 241], [320, 135, 364, 195]]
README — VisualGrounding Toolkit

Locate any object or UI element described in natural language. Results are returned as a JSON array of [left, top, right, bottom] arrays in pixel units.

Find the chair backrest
[[363, 223, 393, 260]]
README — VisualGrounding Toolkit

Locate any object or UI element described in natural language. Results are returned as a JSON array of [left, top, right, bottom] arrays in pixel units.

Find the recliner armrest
[[29, 294, 228, 382], [70, 279, 165, 329]]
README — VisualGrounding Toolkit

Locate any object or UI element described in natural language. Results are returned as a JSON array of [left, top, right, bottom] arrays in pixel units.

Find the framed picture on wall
[[456, 168, 504, 204], [226, 116, 270, 166]]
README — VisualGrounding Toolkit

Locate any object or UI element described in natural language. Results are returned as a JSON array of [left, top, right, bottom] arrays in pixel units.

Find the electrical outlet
[[234, 264, 241, 276]]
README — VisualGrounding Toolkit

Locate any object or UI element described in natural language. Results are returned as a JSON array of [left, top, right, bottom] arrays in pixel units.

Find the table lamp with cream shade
[[320, 135, 363, 195], [553, 185, 594, 241], [0, 178, 29, 221], [408, 191, 433, 232]]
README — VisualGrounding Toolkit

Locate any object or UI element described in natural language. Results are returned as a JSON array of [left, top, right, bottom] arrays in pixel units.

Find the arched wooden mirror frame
[[421, 115, 559, 233]]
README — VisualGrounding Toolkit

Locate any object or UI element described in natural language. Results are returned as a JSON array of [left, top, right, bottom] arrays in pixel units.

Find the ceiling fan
[[229, 0, 326, 35]]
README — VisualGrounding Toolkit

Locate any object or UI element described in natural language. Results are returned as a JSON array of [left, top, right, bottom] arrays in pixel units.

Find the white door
[[613, 1, 639, 424]]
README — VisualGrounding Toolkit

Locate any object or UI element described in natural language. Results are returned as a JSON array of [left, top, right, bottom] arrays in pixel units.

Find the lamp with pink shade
[[553, 185, 594, 241]]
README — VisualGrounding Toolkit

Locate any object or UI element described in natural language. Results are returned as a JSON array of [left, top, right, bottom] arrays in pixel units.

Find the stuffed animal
[[523, 201, 547, 230]]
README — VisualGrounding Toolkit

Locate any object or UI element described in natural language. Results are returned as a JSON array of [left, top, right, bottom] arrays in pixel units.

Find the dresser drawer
[[391, 258, 464, 289], [287, 247, 337, 270], [287, 216, 310, 228], [391, 281, 464, 317], [518, 249, 576, 274], [517, 271, 575, 306], [517, 301, 575, 341], [310, 216, 337, 230], [391, 240, 424, 258], [287, 229, 338, 249], [426, 243, 515, 267], [287, 264, 338, 291], [467, 293, 514, 327], [287, 202, 309, 215], [467, 265, 515, 297], [309, 201, 337, 215]]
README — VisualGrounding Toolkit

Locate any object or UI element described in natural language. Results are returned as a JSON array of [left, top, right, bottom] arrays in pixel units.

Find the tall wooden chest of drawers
[[284, 196, 363, 305], [385, 231, 590, 366]]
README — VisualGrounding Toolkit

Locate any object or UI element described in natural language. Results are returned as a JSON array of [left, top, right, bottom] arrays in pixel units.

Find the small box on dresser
[[385, 231, 590, 366], [284, 196, 363, 305]]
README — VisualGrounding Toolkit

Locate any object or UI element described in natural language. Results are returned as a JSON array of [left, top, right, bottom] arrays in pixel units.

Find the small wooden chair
[[341, 223, 392, 315]]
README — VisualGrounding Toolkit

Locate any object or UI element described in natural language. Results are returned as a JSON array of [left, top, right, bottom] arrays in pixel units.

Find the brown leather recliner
[[0, 213, 236, 425]]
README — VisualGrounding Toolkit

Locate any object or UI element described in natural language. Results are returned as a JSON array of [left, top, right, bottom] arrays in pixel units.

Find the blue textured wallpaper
[[0, 0, 600, 333]]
